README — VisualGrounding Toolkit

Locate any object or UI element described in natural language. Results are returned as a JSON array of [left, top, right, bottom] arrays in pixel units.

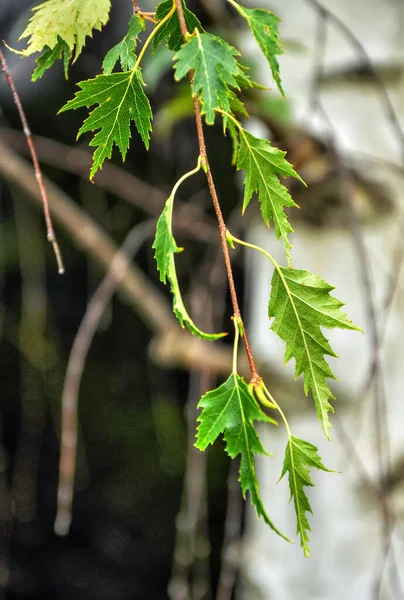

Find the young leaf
[[280, 436, 331, 556], [32, 37, 70, 81], [196, 373, 289, 539], [153, 0, 204, 52], [268, 268, 362, 437], [102, 14, 145, 74], [59, 69, 152, 180], [236, 128, 303, 265], [20, 0, 111, 61], [153, 177, 226, 340], [228, 2, 284, 96], [174, 31, 245, 125]]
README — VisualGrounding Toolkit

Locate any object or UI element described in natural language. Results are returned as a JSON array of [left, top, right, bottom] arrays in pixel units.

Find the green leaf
[[236, 128, 303, 265], [280, 436, 331, 556], [268, 268, 362, 437], [20, 0, 111, 61], [102, 14, 145, 74], [32, 37, 70, 81], [231, 3, 284, 96], [174, 31, 244, 125], [196, 373, 289, 539], [59, 69, 152, 179], [153, 0, 204, 52], [152, 177, 226, 340]]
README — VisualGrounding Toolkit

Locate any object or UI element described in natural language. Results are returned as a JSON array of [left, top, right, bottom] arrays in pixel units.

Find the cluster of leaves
[[17, 0, 361, 556]]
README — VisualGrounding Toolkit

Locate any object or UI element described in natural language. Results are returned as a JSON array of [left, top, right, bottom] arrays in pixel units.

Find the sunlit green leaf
[[236, 128, 303, 265], [269, 268, 362, 437], [196, 373, 288, 538], [59, 69, 152, 179], [280, 436, 331, 556], [102, 14, 145, 74]]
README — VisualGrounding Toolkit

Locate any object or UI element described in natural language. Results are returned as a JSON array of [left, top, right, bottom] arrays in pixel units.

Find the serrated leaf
[[152, 182, 226, 341], [174, 31, 244, 125], [280, 436, 331, 556], [196, 373, 288, 539], [236, 128, 303, 265], [102, 14, 145, 74], [32, 37, 70, 81], [153, 0, 204, 52], [59, 69, 152, 179], [268, 268, 362, 437], [20, 0, 110, 62], [231, 3, 284, 96]]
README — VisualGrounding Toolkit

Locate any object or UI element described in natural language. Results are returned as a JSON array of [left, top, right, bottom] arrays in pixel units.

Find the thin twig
[[55, 220, 155, 535], [174, 0, 260, 383], [0, 49, 64, 273]]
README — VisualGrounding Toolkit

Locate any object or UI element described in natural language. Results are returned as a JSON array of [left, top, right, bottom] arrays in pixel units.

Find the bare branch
[[0, 50, 64, 273]]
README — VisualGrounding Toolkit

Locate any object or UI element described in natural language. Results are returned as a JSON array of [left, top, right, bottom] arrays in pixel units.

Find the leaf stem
[[133, 1, 176, 72], [167, 156, 202, 227], [226, 0, 246, 17], [174, 0, 260, 383]]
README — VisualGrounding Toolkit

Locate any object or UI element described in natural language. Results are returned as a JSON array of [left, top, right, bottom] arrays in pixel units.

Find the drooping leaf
[[236, 128, 303, 265], [280, 436, 331, 556], [196, 373, 289, 539], [59, 69, 152, 179], [174, 31, 245, 124], [230, 3, 284, 96], [32, 37, 70, 81], [153, 0, 204, 52], [153, 181, 226, 340], [102, 14, 145, 74], [268, 268, 362, 437], [20, 0, 111, 61]]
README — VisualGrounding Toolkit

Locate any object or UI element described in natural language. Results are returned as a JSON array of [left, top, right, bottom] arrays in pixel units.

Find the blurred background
[[0, 0, 404, 599]]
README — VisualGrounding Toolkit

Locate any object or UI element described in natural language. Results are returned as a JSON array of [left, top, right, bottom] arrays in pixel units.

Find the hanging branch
[[0, 49, 64, 274], [173, 0, 260, 383]]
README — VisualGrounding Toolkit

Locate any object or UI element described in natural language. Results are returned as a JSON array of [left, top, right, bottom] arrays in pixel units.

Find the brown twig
[[174, 0, 259, 383], [0, 49, 64, 274]]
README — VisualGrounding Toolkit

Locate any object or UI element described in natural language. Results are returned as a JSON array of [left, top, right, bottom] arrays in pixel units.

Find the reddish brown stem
[[0, 49, 64, 274], [174, 0, 259, 382]]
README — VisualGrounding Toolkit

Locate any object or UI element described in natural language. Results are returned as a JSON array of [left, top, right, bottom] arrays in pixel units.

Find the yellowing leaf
[[20, 0, 111, 60], [280, 436, 331, 556], [196, 373, 289, 539], [268, 268, 361, 437], [236, 128, 303, 265], [59, 69, 152, 179]]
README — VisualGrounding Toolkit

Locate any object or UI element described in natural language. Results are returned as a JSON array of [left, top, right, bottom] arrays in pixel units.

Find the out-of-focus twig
[[0, 139, 244, 376], [0, 50, 64, 273], [55, 220, 155, 535], [305, 7, 402, 598], [11, 198, 47, 523], [0, 127, 217, 244]]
